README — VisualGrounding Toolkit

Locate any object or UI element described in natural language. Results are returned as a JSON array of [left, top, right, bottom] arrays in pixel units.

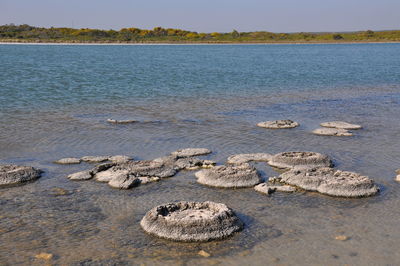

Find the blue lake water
[[1, 43, 400, 265]]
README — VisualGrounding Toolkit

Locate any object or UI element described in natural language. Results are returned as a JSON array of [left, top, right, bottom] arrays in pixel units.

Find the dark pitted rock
[[140, 201, 243, 242], [54, 157, 81, 164], [0, 164, 42, 186], [227, 153, 272, 164], [171, 148, 211, 158], [109, 155, 132, 163], [107, 119, 137, 124], [195, 163, 261, 188], [268, 151, 332, 171], [175, 157, 216, 170], [254, 183, 296, 195], [320, 121, 362, 130], [257, 120, 299, 129], [312, 128, 353, 136], [81, 156, 110, 163], [278, 167, 379, 197]]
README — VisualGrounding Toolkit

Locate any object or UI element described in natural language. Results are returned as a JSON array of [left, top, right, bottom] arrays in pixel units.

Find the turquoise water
[[1, 43, 400, 265], [1, 43, 400, 112]]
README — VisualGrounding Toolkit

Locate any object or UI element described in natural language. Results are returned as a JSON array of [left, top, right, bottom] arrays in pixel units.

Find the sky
[[0, 0, 399, 33]]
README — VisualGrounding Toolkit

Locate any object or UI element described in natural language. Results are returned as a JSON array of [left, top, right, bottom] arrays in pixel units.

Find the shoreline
[[1, 41, 400, 46]]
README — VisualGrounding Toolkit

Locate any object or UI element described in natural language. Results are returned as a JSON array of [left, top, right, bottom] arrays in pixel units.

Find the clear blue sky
[[1, 0, 399, 32]]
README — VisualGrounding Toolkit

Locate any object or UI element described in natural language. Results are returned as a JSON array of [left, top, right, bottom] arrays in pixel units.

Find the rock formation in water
[[0, 164, 42, 186], [195, 163, 261, 188], [268, 151, 332, 171], [140, 201, 244, 242], [277, 167, 379, 197], [257, 120, 299, 129], [320, 121, 362, 130], [254, 182, 296, 194], [312, 128, 353, 136], [171, 148, 212, 158]]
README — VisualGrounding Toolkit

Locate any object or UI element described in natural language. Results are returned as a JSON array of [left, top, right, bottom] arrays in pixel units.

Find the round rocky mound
[[195, 163, 261, 188], [0, 164, 42, 186], [257, 120, 299, 129], [227, 153, 272, 164], [268, 151, 332, 170], [54, 157, 81, 164], [140, 201, 243, 242], [320, 121, 362, 130], [171, 148, 211, 158], [312, 128, 353, 136], [279, 167, 379, 197]]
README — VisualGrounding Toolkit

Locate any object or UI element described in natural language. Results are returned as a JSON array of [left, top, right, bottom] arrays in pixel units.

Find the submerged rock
[[195, 163, 261, 188], [257, 120, 299, 129], [81, 156, 110, 163], [254, 183, 296, 195], [227, 153, 272, 164], [109, 155, 132, 163], [107, 119, 137, 124], [312, 128, 353, 136], [171, 148, 211, 158], [54, 157, 81, 164], [320, 121, 362, 130], [0, 164, 42, 186], [268, 151, 332, 171], [278, 167, 379, 197], [140, 201, 243, 242]]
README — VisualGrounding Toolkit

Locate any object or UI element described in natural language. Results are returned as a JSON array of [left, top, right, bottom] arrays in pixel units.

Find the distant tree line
[[1, 24, 400, 43]]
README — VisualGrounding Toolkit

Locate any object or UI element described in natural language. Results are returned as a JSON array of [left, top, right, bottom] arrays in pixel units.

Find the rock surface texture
[[195, 163, 261, 188], [140, 201, 244, 242], [257, 120, 299, 129], [0, 164, 42, 186], [320, 121, 362, 130], [227, 153, 272, 164], [312, 128, 353, 136], [81, 156, 110, 163], [278, 167, 379, 197], [268, 151, 332, 170]]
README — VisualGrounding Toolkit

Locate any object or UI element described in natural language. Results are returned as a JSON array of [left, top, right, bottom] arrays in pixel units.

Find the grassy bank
[[1, 24, 400, 44]]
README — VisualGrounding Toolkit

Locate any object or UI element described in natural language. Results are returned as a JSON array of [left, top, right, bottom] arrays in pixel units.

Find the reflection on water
[[1, 44, 400, 265]]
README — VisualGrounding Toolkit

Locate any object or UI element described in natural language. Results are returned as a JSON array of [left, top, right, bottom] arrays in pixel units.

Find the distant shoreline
[[1, 40, 400, 45]]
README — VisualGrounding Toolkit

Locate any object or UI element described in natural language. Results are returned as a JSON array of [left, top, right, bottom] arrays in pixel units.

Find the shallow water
[[1, 43, 400, 265]]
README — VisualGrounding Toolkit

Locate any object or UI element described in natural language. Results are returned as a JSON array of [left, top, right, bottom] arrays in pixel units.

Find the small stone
[[109, 155, 132, 163], [107, 119, 137, 124], [171, 148, 212, 158], [227, 153, 272, 164], [138, 176, 160, 184], [54, 157, 81, 164], [395, 175, 400, 182], [35, 253, 53, 260], [257, 120, 299, 129], [335, 235, 349, 241], [51, 187, 71, 196], [396, 169, 400, 175], [68, 170, 92, 181], [198, 250, 211, 257], [312, 128, 353, 137], [320, 121, 362, 130], [81, 156, 110, 163]]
